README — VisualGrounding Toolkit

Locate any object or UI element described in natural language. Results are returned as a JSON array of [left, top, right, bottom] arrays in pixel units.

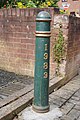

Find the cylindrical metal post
[[32, 11, 51, 113]]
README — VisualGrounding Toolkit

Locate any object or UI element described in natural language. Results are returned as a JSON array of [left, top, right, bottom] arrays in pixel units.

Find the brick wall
[[0, 8, 80, 81], [0, 8, 55, 78], [65, 16, 80, 80], [53, 14, 80, 81]]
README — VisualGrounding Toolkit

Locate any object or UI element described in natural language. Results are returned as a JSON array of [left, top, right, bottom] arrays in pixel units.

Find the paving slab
[[49, 95, 66, 107], [75, 89, 80, 98], [71, 95, 80, 101], [0, 68, 65, 120], [69, 97, 80, 105], [0, 82, 26, 95], [74, 105, 80, 111], [0, 69, 80, 120], [67, 109, 80, 120], [0, 69, 34, 87], [61, 82, 80, 92], [13, 74, 80, 120], [61, 75, 80, 92], [77, 116, 80, 120], [60, 115, 73, 120], [0, 90, 33, 120], [52, 88, 73, 100], [0, 94, 8, 99], [0, 84, 33, 108], [60, 102, 74, 115], [0, 69, 34, 102]]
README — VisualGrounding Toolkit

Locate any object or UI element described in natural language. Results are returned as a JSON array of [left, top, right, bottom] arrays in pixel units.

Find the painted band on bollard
[[32, 11, 51, 113]]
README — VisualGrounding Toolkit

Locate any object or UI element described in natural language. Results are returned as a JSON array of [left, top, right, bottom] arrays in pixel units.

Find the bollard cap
[[36, 11, 51, 21]]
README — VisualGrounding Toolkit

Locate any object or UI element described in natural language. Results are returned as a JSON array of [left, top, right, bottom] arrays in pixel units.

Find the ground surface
[[13, 73, 80, 120], [0, 69, 33, 100], [0, 69, 80, 120]]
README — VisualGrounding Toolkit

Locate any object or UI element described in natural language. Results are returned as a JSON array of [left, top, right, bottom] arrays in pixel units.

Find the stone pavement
[[49, 74, 80, 120], [0, 69, 34, 101], [13, 73, 80, 120], [0, 69, 63, 120]]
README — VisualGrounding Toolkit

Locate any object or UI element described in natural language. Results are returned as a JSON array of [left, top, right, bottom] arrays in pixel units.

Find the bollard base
[[32, 104, 49, 113]]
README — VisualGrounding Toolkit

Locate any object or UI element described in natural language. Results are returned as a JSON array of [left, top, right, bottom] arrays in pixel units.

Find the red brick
[[6, 42, 14, 47], [14, 43, 27, 48], [21, 39, 27, 43], [27, 49, 34, 54], [20, 9, 25, 16], [0, 8, 79, 79], [13, 38, 21, 43], [21, 38, 35, 44], [0, 10, 3, 17], [14, 53, 27, 59], [27, 44, 35, 50], [27, 54, 35, 60], [30, 9, 34, 16], [25, 10, 29, 17], [7, 9, 12, 16], [21, 49, 27, 54], [3, 9, 8, 17], [11, 8, 16, 16]]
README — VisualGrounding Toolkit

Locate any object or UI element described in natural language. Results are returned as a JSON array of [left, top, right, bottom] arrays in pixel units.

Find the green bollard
[[32, 11, 51, 113]]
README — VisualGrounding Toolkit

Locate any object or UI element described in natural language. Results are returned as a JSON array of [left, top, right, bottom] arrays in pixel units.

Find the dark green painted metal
[[36, 22, 50, 31], [32, 11, 51, 113]]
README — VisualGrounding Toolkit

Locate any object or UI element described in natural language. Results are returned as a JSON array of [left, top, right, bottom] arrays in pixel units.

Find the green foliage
[[0, 0, 16, 8], [0, 0, 59, 8], [59, 9, 65, 14], [37, 0, 59, 8], [26, 1, 37, 8], [16, 1, 36, 8], [53, 26, 65, 76], [59, 9, 70, 15]]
